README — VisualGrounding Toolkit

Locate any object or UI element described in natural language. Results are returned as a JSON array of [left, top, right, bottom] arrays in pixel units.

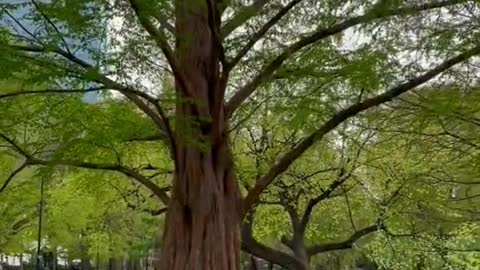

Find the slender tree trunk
[[78, 232, 91, 270], [107, 258, 113, 270], [291, 244, 309, 270], [280, 234, 309, 270], [157, 1, 241, 270], [53, 248, 57, 270], [248, 256, 258, 270]]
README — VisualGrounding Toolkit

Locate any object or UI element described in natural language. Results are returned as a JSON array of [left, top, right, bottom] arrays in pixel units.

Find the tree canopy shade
[[2, 0, 480, 269]]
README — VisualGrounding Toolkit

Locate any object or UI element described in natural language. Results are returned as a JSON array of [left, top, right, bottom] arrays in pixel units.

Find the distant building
[[1, 0, 107, 104]]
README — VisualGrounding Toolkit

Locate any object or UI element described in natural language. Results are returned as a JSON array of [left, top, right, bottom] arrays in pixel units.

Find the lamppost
[[36, 177, 46, 270]]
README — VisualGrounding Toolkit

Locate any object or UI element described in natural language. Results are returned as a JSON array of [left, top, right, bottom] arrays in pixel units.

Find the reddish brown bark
[[157, 1, 241, 269]]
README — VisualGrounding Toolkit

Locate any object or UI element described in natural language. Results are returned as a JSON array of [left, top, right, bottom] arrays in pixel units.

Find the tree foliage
[[2, 0, 480, 269]]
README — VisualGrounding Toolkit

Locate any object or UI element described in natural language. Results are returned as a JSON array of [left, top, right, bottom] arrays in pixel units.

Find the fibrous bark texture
[[157, 1, 241, 269]]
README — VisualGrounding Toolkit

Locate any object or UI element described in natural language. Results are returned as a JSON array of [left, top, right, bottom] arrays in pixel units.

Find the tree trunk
[[53, 248, 58, 270], [157, 1, 241, 270], [248, 256, 258, 270], [108, 258, 116, 270], [285, 235, 309, 270], [19, 254, 23, 270], [80, 258, 91, 270], [291, 247, 309, 270]]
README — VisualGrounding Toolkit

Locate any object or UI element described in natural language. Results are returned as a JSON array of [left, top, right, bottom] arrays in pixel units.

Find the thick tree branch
[[242, 44, 480, 214], [278, 189, 300, 229], [205, 0, 226, 71], [127, 0, 194, 102], [31, 159, 170, 205], [225, 0, 302, 72], [226, 0, 471, 116], [0, 87, 106, 99], [9, 42, 175, 147], [221, 0, 271, 38], [5, 43, 175, 150], [151, 207, 168, 216], [0, 133, 170, 204], [241, 214, 304, 270], [306, 224, 380, 256], [127, 0, 176, 72], [4, 44, 157, 101]]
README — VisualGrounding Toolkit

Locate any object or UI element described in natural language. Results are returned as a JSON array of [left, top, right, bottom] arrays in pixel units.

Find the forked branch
[[127, 0, 194, 101], [226, 0, 471, 116], [225, 0, 303, 72], [242, 44, 480, 214], [221, 0, 271, 38], [127, 0, 175, 65], [299, 169, 353, 232]]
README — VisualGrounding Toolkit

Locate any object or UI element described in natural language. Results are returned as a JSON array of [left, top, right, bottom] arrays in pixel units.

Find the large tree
[[1, 0, 480, 269]]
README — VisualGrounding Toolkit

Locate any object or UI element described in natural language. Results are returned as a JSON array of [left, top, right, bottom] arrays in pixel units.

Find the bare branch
[[0, 87, 106, 99], [125, 134, 164, 142], [154, 13, 175, 35], [287, 167, 339, 181], [109, 182, 168, 214], [299, 169, 353, 232], [0, 162, 28, 194], [343, 186, 357, 231], [1, 7, 42, 45], [0, 133, 31, 158], [242, 44, 480, 214], [226, 0, 471, 116], [221, 0, 271, 38], [30, 0, 72, 54], [306, 224, 379, 256], [225, 0, 303, 72]]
